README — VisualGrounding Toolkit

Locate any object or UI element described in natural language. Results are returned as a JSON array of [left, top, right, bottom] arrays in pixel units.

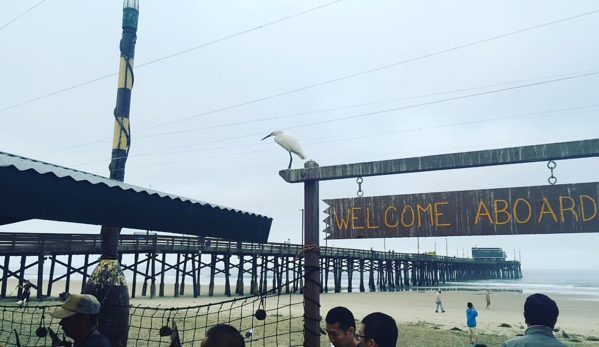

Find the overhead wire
[[132, 8, 599, 133], [130, 69, 599, 140], [68, 104, 599, 169], [127, 133, 599, 180], [8, 6, 599, 164], [118, 70, 599, 157], [0, 0, 346, 114], [2, 6, 597, 127], [25, 68, 599, 157], [0, 0, 47, 33]]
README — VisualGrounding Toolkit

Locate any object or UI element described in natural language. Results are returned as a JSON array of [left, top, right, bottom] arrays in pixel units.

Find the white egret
[[261, 130, 307, 169]]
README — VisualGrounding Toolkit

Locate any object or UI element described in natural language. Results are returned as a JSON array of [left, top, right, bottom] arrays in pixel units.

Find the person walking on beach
[[485, 290, 491, 309], [49, 294, 111, 347], [325, 306, 359, 347], [435, 290, 446, 313], [201, 324, 245, 347], [501, 293, 568, 347], [16, 279, 32, 307], [356, 312, 398, 347], [466, 302, 479, 346]]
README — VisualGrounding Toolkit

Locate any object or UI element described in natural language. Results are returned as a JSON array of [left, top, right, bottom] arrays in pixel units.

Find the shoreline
[[4, 279, 598, 339]]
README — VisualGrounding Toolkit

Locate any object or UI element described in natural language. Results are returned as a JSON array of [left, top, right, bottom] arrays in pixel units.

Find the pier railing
[[0, 232, 510, 265]]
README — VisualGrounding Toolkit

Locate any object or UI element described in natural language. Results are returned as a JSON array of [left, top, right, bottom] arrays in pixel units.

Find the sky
[[1, 1, 599, 270]]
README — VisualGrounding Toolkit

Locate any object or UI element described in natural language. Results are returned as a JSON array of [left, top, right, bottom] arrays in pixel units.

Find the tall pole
[[301, 208, 305, 245], [445, 238, 448, 256], [303, 161, 320, 347], [84, 2, 138, 347]]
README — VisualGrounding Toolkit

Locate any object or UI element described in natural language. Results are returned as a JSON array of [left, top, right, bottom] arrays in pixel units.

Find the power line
[[2, 6, 597, 119], [132, 69, 599, 140], [126, 133, 599, 180], [27, 68, 598, 157], [0, 0, 346, 114], [124, 71, 599, 156], [68, 104, 599, 169], [0, 0, 47, 32], [134, 8, 599, 133]]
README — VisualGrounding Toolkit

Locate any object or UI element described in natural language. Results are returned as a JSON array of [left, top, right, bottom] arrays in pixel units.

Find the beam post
[[303, 160, 320, 347]]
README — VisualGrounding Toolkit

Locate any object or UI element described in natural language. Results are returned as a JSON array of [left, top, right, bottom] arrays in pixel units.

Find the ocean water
[[444, 269, 599, 301]]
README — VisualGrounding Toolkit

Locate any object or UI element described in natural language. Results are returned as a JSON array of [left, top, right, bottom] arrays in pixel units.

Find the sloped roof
[[0, 151, 272, 243]]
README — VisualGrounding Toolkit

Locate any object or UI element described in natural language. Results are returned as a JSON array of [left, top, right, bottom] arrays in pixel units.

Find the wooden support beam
[[280, 139, 599, 183]]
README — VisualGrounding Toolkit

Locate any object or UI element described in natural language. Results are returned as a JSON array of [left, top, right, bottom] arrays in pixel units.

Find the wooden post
[[251, 256, 258, 294], [285, 257, 290, 294], [347, 259, 353, 293], [18, 255, 26, 298], [192, 253, 198, 298], [160, 253, 166, 297], [174, 253, 180, 298], [142, 254, 149, 296], [359, 259, 365, 292], [82, 254, 89, 290], [196, 253, 201, 296], [303, 160, 320, 347], [131, 253, 138, 298], [236, 255, 244, 295], [261, 256, 268, 293], [150, 253, 156, 298], [37, 254, 44, 298], [368, 261, 375, 292], [66, 255, 72, 294], [180, 254, 187, 296], [323, 258, 329, 293], [47, 255, 56, 297], [1, 255, 9, 297], [274, 256, 281, 294], [225, 254, 231, 297], [209, 254, 216, 297]]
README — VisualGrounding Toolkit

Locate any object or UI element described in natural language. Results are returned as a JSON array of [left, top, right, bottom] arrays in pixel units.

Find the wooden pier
[[0, 233, 521, 300]]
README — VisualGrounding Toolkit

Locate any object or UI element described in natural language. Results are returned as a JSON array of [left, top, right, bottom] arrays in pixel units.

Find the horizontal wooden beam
[[279, 138, 599, 183]]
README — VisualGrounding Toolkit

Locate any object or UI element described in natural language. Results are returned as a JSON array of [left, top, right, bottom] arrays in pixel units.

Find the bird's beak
[[261, 134, 272, 141]]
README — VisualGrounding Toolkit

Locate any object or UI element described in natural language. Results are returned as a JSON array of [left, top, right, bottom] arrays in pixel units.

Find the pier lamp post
[[84, 1, 139, 347]]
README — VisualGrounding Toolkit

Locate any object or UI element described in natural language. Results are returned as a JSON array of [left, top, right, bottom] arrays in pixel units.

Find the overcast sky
[[1, 1, 599, 270]]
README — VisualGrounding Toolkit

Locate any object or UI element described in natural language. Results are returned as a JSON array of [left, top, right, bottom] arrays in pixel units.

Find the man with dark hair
[[201, 324, 245, 347], [501, 293, 568, 347], [325, 306, 359, 347], [50, 293, 111, 347], [356, 312, 398, 347]]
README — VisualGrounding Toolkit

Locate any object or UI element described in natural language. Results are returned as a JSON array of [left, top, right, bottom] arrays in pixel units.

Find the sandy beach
[[5, 278, 599, 346]]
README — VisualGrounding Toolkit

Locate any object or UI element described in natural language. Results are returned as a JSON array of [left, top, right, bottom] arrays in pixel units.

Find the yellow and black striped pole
[[84, 1, 138, 347]]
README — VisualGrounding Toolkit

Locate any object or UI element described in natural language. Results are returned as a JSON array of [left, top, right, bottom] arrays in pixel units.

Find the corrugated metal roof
[[0, 151, 272, 243]]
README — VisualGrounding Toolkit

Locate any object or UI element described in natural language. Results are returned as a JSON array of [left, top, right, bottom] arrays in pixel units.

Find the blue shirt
[[466, 308, 478, 327]]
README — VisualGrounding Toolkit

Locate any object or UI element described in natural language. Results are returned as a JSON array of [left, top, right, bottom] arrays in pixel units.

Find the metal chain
[[356, 177, 364, 197], [547, 160, 557, 185]]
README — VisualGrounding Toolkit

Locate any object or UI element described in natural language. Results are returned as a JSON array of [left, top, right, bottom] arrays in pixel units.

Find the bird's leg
[[288, 151, 293, 170]]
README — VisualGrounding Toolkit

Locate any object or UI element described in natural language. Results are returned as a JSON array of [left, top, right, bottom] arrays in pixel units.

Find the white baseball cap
[[50, 294, 100, 319]]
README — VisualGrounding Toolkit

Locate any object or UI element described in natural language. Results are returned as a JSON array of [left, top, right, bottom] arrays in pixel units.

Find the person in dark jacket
[[501, 293, 568, 347]]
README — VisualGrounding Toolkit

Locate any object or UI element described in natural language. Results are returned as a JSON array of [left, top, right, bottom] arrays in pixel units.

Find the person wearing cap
[[50, 294, 111, 347]]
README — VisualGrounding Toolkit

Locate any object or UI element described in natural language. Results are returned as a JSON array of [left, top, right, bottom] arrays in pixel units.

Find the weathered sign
[[323, 182, 599, 239]]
